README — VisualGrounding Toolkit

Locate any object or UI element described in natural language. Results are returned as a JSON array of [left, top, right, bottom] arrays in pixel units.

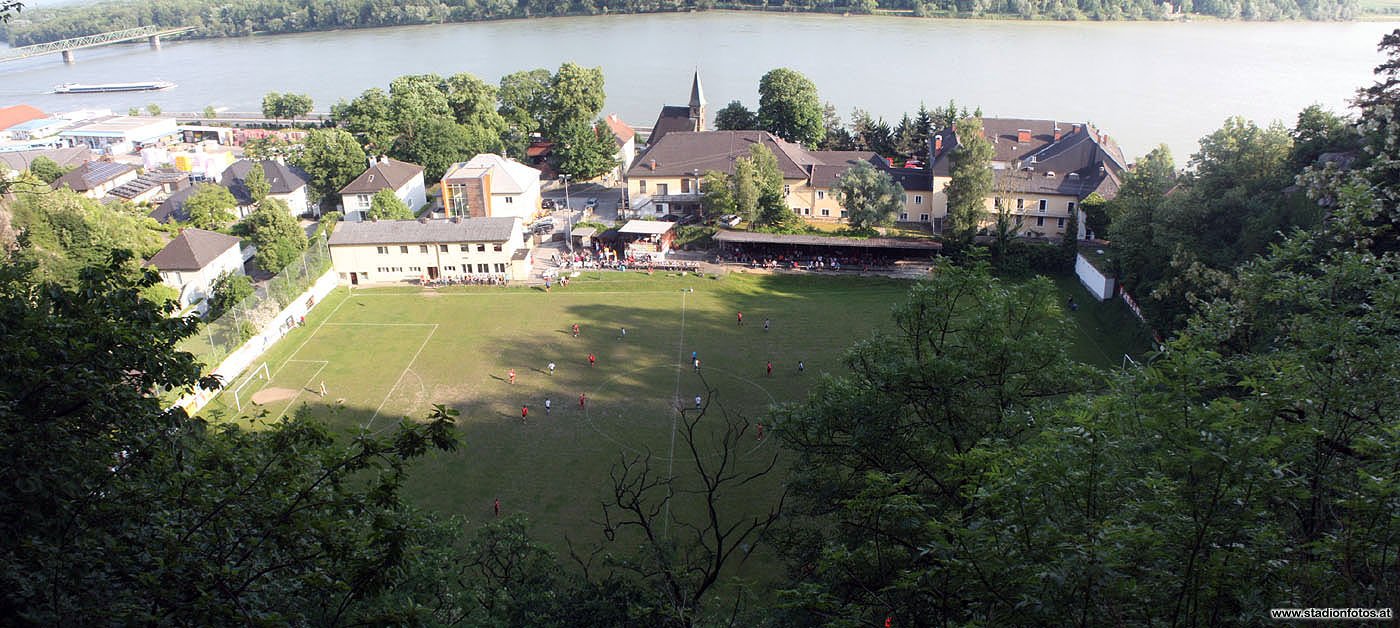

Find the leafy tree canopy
[[832, 160, 903, 230], [713, 100, 758, 131], [368, 188, 414, 220], [292, 128, 368, 208], [757, 68, 825, 148]]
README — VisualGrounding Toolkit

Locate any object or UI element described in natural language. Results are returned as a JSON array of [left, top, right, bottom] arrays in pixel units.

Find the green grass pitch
[[207, 270, 1150, 575]]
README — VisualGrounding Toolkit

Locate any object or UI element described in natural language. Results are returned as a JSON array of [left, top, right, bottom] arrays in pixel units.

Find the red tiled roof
[[0, 105, 46, 130], [605, 113, 635, 146]]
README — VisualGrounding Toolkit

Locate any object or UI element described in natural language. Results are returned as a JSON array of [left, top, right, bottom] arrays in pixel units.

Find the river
[[1, 12, 1396, 160]]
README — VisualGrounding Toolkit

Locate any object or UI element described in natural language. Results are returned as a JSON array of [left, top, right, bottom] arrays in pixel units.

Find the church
[[645, 71, 707, 148]]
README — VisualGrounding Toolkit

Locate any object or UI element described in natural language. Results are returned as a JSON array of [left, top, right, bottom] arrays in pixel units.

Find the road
[[542, 183, 623, 224]]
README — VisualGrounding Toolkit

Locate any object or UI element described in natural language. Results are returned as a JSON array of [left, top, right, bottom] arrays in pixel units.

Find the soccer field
[[208, 270, 1149, 567]]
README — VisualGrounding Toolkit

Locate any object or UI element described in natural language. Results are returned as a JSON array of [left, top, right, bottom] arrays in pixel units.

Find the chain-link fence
[[178, 237, 332, 369]]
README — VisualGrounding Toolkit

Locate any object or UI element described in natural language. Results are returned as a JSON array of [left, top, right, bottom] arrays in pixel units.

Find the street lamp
[[559, 174, 573, 253]]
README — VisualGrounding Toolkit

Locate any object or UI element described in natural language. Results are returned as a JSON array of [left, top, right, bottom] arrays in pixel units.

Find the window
[[840, 210, 848, 218], [419, 245, 429, 253], [439, 244, 449, 252], [821, 208, 830, 217], [493, 243, 503, 252], [900, 213, 909, 220], [994, 197, 1003, 210], [802, 207, 811, 215], [681, 178, 691, 194], [920, 214, 930, 222], [444, 265, 455, 271], [377, 246, 388, 255], [409, 266, 422, 272], [376, 267, 388, 273], [1036, 216, 1045, 227], [657, 183, 669, 195], [356, 194, 370, 209], [1015, 215, 1023, 226], [1057, 217, 1065, 229], [1067, 201, 1076, 213], [639, 180, 647, 194], [1038, 199, 1047, 212], [494, 263, 506, 273], [933, 218, 943, 232], [460, 244, 469, 252], [655, 204, 666, 214], [399, 246, 409, 254], [477, 263, 489, 273], [1016, 198, 1025, 210], [914, 195, 923, 204], [477, 244, 486, 252], [817, 190, 825, 200], [505, 196, 514, 204], [783, 184, 791, 196]]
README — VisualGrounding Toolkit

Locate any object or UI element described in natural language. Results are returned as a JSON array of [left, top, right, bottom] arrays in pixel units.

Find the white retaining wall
[[1075, 253, 1116, 302], [175, 269, 339, 415]]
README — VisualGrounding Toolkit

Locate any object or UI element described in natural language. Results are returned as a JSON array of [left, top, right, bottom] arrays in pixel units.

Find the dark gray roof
[[222, 159, 309, 205], [52, 161, 134, 192], [149, 185, 200, 223], [0, 147, 93, 173], [632, 130, 820, 180], [338, 158, 424, 195], [927, 118, 1127, 201], [328, 217, 517, 246], [713, 229, 941, 250], [146, 228, 241, 271], [648, 105, 697, 146], [808, 151, 882, 187]]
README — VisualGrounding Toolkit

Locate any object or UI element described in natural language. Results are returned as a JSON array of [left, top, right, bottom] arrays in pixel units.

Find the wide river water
[[1, 12, 1397, 159]]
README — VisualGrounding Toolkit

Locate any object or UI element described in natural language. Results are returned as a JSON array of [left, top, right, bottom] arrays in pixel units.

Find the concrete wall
[[1075, 253, 1116, 301]]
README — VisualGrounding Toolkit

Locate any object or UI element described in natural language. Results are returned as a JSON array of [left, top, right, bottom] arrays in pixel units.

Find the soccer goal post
[[231, 362, 271, 413]]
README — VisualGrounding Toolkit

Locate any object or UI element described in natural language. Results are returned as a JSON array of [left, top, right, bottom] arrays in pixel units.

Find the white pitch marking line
[[364, 323, 439, 432], [665, 289, 688, 533], [270, 360, 330, 422]]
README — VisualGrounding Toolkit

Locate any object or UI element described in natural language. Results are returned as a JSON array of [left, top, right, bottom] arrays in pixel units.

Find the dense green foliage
[[26, 156, 66, 184], [237, 198, 308, 272], [713, 100, 758, 131], [367, 187, 414, 220], [207, 269, 254, 318], [831, 159, 903, 229], [757, 68, 825, 148], [261, 91, 313, 123], [0, 0, 1360, 47], [6, 187, 164, 286], [290, 128, 368, 208], [943, 117, 994, 248], [183, 183, 239, 229]]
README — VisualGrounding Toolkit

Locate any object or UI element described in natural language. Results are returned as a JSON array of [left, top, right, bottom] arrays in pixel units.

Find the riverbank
[[1, 0, 1361, 47]]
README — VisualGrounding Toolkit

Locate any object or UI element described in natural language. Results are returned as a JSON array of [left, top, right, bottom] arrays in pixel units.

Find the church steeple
[[689, 69, 707, 132]]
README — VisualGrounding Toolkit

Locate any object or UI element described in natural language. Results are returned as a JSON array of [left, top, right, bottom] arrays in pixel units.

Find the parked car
[[659, 214, 681, 222], [532, 219, 555, 234], [585, 197, 598, 209], [541, 198, 556, 210], [677, 214, 700, 226], [719, 214, 742, 227]]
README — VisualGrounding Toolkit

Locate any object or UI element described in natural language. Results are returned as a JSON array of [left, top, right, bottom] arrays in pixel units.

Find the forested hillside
[[2, 0, 1359, 47]]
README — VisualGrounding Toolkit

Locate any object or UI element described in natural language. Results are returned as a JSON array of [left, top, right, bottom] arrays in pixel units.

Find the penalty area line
[[363, 323, 439, 432]]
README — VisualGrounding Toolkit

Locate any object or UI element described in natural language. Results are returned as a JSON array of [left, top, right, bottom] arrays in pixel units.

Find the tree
[[943, 117, 994, 248], [243, 162, 270, 205], [713, 100, 758, 131], [1105, 144, 1175, 291], [817, 102, 856, 151], [832, 160, 902, 230], [127, 107, 140, 117], [729, 143, 796, 230], [262, 91, 284, 122], [757, 68, 824, 147], [332, 88, 397, 152], [0, 1, 23, 22], [27, 156, 65, 183], [207, 269, 252, 318], [280, 93, 313, 124], [183, 183, 238, 230], [392, 117, 497, 183], [7, 187, 163, 286], [546, 62, 606, 137], [699, 171, 735, 221], [292, 128, 368, 209], [774, 265, 1089, 625], [368, 188, 414, 220], [850, 109, 894, 156], [551, 119, 618, 181], [146, 103, 161, 116], [497, 68, 553, 135], [239, 198, 307, 273], [202, 105, 217, 118], [388, 74, 454, 142]]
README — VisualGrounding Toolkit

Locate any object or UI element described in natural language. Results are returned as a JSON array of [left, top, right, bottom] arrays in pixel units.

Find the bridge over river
[[0, 26, 195, 64]]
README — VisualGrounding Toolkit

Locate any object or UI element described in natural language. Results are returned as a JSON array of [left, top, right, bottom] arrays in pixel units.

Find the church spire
[[689, 69, 707, 132]]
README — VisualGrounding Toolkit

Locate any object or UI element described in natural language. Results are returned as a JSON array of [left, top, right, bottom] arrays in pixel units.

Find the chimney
[[1017, 129, 1032, 143], [649, 159, 657, 171], [1071, 123, 1081, 135], [1053, 126, 1062, 142], [934, 135, 943, 155]]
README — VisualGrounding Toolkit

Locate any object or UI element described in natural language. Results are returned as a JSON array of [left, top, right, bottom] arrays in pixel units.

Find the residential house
[[338, 157, 427, 221], [145, 228, 245, 314], [52, 161, 138, 198], [603, 114, 637, 187], [926, 119, 1126, 239], [327, 217, 530, 285], [626, 130, 882, 221], [149, 185, 200, 224], [0, 105, 48, 141], [646, 71, 706, 147], [59, 116, 179, 153], [221, 159, 313, 218], [440, 154, 543, 221]]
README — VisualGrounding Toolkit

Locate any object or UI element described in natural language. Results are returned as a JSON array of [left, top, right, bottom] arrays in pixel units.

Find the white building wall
[[161, 244, 245, 312], [488, 183, 541, 221], [330, 221, 529, 283], [399, 174, 427, 211], [1075, 253, 1116, 302]]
